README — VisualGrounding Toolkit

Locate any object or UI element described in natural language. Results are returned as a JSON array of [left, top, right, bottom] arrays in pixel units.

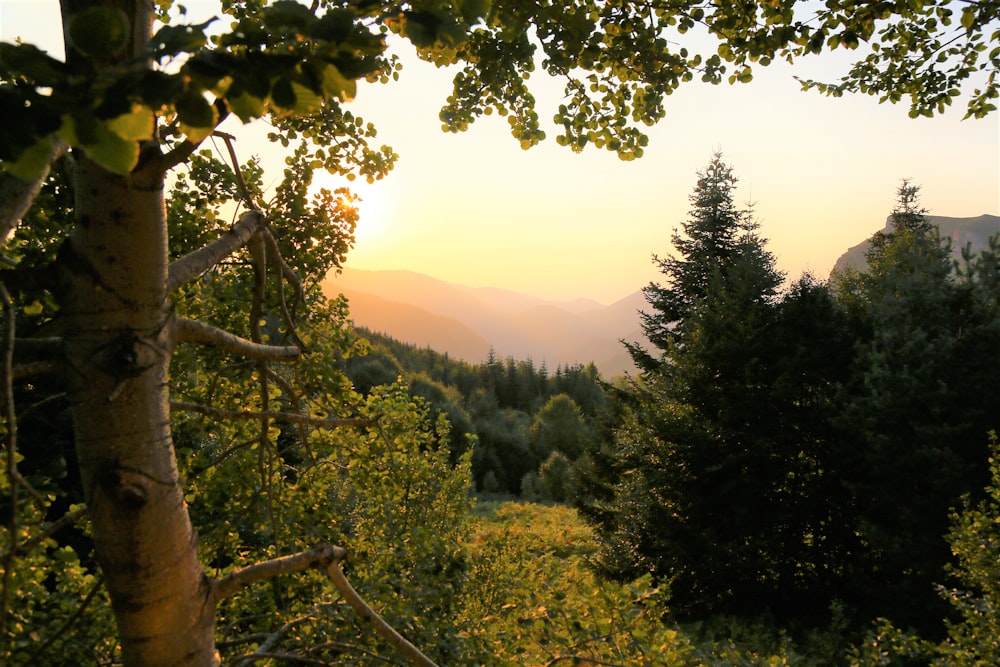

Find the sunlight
[[311, 173, 393, 246]]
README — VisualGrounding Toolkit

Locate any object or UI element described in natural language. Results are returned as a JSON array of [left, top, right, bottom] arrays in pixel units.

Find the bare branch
[[1, 283, 19, 643], [213, 544, 347, 603], [12, 360, 61, 380], [157, 139, 202, 173], [174, 317, 300, 362], [262, 229, 308, 352], [167, 210, 267, 292], [229, 614, 315, 667], [170, 400, 374, 429], [215, 131, 260, 211], [0, 140, 68, 245], [324, 561, 440, 667]]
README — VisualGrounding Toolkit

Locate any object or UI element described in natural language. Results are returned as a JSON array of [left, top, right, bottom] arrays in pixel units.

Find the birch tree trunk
[[55, 1, 216, 664], [59, 157, 215, 665]]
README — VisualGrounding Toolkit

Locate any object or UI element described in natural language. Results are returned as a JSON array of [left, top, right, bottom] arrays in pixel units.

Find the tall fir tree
[[833, 183, 1000, 630], [584, 155, 861, 621]]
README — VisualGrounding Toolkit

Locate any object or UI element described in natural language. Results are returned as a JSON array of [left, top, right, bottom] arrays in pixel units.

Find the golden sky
[[3, 1, 998, 303]]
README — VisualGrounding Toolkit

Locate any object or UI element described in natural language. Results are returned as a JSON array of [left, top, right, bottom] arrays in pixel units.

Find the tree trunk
[[58, 156, 215, 665], [52, 2, 217, 664]]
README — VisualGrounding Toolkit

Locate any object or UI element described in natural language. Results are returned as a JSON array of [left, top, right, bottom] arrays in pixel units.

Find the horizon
[[2, 2, 998, 303]]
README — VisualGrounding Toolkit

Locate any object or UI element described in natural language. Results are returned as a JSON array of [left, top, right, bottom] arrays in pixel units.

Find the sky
[[2, 1, 998, 304]]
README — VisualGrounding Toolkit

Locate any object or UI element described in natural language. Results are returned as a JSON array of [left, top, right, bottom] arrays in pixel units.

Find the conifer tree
[[589, 155, 856, 620], [834, 183, 1000, 629]]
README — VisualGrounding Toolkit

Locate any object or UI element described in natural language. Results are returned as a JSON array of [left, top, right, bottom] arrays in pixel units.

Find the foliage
[[589, 155, 859, 621], [2, 1, 998, 184], [933, 432, 1000, 666], [344, 330, 611, 495], [831, 184, 1000, 629]]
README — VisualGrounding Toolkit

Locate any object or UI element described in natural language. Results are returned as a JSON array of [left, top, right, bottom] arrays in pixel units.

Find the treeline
[[575, 155, 1000, 644], [340, 332, 612, 498]]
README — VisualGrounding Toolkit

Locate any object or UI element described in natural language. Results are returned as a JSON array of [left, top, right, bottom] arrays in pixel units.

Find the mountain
[[832, 214, 1000, 274], [321, 268, 647, 378]]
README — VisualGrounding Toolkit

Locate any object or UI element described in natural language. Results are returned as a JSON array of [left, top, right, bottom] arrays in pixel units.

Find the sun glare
[[312, 174, 391, 246]]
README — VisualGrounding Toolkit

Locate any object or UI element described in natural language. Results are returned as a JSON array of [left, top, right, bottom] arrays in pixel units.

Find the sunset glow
[[2, 1, 997, 303]]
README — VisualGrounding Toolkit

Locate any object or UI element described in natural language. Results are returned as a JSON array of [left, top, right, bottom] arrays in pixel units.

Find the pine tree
[[834, 183, 1000, 629], [588, 155, 856, 621]]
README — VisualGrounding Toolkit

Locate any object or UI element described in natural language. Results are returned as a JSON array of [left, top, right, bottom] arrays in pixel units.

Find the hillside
[[322, 269, 646, 378], [832, 214, 1000, 274]]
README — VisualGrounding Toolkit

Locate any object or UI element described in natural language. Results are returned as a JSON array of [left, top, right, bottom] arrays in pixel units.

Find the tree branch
[[213, 544, 347, 603], [12, 360, 61, 381], [323, 561, 440, 667], [170, 400, 374, 429], [215, 131, 260, 211], [262, 229, 308, 352], [174, 317, 300, 362], [167, 210, 267, 292], [1, 282, 19, 644], [0, 140, 68, 245], [229, 613, 315, 667]]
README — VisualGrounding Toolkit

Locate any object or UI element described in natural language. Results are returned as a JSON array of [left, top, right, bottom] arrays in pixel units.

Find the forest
[[1, 1, 999, 666]]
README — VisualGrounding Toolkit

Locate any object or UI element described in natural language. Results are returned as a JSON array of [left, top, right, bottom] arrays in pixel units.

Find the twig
[[307, 642, 396, 664], [170, 400, 374, 429], [230, 613, 315, 667], [262, 229, 308, 352], [0, 283, 17, 646], [324, 561, 440, 667], [167, 210, 267, 292], [215, 131, 259, 211], [174, 317, 301, 362]]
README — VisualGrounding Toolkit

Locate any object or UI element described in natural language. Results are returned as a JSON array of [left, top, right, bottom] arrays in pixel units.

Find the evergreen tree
[[834, 183, 1000, 629], [588, 155, 855, 621]]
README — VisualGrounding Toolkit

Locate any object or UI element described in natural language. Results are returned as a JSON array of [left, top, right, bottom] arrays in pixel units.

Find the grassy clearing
[[457, 500, 851, 667]]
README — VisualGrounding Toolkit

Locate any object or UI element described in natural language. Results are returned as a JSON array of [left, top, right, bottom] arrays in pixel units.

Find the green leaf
[[263, 1, 317, 32], [320, 64, 356, 102], [67, 118, 139, 174], [312, 8, 356, 42], [227, 91, 266, 121], [106, 105, 155, 142], [0, 43, 68, 86], [68, 6, 131, 59], [149, 19, 214, 58], [1, 134, 54, 181], [961, 7, 976, 30], [175, 89, 216, 129]]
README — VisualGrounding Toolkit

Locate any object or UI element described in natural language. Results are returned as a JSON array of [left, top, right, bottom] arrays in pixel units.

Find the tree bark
[[51, 2, 218, 663], [59, 154, 216, 666]]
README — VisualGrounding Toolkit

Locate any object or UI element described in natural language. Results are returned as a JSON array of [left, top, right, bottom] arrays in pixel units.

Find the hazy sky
[[3, 1, 998, 303]]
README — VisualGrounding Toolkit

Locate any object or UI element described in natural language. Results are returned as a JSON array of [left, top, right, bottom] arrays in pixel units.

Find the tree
[[590, 156, 862, 621], [0, 1, 996, 663], [832, 184, 1000, 630], [529, 393, 594, 462]]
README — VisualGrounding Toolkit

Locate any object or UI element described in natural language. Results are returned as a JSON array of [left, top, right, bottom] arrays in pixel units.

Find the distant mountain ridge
[[832, 214, 1000, 274], [322, 268, 646, 378]]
